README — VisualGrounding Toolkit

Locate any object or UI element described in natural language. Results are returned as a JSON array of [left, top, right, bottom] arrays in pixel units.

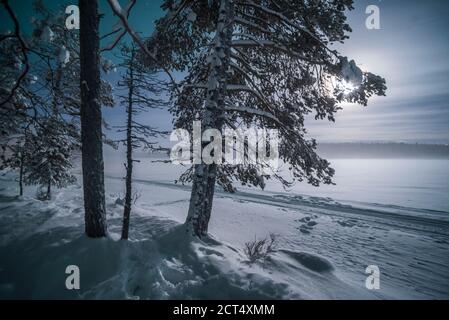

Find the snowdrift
[[1, 170, 448, 299]]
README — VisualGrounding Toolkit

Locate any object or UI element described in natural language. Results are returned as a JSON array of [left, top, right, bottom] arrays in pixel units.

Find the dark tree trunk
[[18, 151, 23, 196], [46, 178, 51, 200], [121, 55, 134, 240], [79, 0, 107, 238]]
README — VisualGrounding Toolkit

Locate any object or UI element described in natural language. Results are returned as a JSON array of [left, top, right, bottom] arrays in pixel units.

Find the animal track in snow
[[296, 215, 318, 234]]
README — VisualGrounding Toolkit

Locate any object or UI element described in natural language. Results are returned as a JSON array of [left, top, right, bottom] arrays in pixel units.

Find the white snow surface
[[0, 154, 448, 299]]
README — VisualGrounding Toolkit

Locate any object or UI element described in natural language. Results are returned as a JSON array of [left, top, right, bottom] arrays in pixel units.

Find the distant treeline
[[317, 143, 449, 159]]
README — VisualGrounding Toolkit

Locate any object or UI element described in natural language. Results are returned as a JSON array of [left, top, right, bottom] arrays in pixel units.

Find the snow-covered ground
[[0, 154, 448, 299]]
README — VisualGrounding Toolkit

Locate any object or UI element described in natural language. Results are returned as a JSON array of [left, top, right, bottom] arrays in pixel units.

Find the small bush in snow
[[36, 187, 50, 201], [115, 197, 124, 206], [244, 233, 278, 263]]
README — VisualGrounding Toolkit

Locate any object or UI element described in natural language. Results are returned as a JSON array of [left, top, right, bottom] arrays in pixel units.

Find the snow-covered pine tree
[[115, 44, 168, 240], [0, 136, 29, 196], [0, 35, 32, 138], [2, 0, 115, 236], [28, 0, 115, 124], [0, 34, 45, 197], [151, 0, 387, 237], [24, 117, 77, 200], [0, 39, 28, 194], [0, 0, 30, 109], [1, 0, 115, 129]]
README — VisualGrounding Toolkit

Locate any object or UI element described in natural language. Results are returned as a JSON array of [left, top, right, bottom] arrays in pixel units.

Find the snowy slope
[[0, 157, 448, 299]]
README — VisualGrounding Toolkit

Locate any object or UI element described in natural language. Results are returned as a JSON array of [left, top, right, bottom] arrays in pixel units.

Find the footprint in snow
[[296, 216, 318, 234], [336, 219, 361, 228]]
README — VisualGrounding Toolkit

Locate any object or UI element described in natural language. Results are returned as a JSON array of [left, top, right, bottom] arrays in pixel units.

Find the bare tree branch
[[0, 0, 30, 107], [100, 0, 136, 52], [106, 0, 180, 94]]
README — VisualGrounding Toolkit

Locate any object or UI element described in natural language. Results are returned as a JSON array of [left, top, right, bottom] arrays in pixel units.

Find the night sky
[[310, 0, 449, 144], [2, 0, 449, 144]]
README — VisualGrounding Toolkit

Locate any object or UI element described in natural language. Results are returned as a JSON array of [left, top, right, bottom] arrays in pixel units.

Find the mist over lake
[[103, 144, 449, 213], [265, 158, 449, 213]]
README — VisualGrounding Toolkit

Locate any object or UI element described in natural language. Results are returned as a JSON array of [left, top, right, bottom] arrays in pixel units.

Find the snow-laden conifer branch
[[236, 0, 338, 57], [223, 104, 280, 124]]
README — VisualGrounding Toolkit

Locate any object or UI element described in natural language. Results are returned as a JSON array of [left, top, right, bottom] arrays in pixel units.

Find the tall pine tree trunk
[[18, 151, 23, 196], [185, 0, 233, 237], [79, 0, 107, 238], [46, 178, 51, 200], [121, 55, 135, 240]]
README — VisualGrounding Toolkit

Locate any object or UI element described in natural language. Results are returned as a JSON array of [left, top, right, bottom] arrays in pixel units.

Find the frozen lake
[[265, 159, 449, 213], [104, 152, 449, 213]]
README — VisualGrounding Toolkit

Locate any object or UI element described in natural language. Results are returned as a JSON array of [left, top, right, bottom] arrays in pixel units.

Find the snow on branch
[[226, 84, 266, 103], [231, 39, 327, 65], [0, 0, 30, 107], [224, 104, 280, 124], [237, 0, 338, 57], [234, 16, 271, 35]]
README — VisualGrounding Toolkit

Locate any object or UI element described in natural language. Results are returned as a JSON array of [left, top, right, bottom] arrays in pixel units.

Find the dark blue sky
[[2, 0, 449, 144]]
